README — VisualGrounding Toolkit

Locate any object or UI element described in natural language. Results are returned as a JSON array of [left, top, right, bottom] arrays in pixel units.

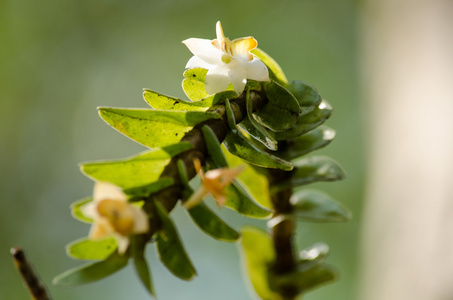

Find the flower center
[[221, 54, 232, 64]]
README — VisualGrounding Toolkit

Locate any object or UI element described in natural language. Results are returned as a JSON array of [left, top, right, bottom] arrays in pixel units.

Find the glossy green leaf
[[278, 126, 336, 161], [251, 48, 288, 85], [271, 264, 337, 295], [131, 235, 155, 296], [272, 100, 332, 141], [224, 180, 272, 219], [201, 125, 228, 168], [290, 189, 351, 222], [188, 202, 240, 242], [223, 131, 293, 171], [223, 148, 272, 209], [71, 197, 93, 223], [53, 251, 129, 286], [81, 143, 192, 190], [238, 89, 278, 151], [98, 107, 220, 148], [253, 81, 300, 132], [240, 226, 282, 300], [66, 238, 117, 261], [143, 89, 208, 111], [273, 156, 345, 191], [182, 68, 210, 101], [298, 243, 330, 271], [155, 201, 196, 280], [286, 80, 322, 115]]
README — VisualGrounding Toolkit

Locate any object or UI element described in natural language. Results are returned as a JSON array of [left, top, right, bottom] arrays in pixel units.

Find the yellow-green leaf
[[98, 107, 220, 148]]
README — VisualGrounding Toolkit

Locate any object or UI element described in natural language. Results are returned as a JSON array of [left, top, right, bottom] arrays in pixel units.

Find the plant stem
[[269, 171, 299, 299]]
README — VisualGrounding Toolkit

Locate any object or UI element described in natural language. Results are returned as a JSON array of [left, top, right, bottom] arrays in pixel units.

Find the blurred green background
[[0, 0, 362, 299]]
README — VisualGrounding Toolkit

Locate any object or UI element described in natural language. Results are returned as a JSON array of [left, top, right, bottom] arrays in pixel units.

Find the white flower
[[182, 21, 269, 96], [82, 182, 149, 255]]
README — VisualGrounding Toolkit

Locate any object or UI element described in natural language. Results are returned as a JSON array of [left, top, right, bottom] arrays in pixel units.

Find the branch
[[11, 247, 51, 300]]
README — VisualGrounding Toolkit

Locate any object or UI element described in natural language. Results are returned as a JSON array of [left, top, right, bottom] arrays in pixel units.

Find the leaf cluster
[[54, 48, 350, 299]]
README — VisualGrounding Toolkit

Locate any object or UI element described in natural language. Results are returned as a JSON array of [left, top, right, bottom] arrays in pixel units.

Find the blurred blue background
[[0, 0, 363, 299]]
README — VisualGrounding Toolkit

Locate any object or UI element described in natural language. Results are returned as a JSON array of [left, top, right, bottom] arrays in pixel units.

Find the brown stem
[[268, 170, 299, 299], [11, 247, 51, 300]]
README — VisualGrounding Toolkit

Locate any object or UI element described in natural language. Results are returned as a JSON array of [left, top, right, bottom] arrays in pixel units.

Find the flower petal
[[89, 218, 113, 240], [243, 58, 270, 82], [231, 37, 257, 61], [205, 65, 231, 94], [182, 38, 221, 65], [93, 181, 127, 203], [185, 55, 215, 70], [229, 66, 247, 95], [131, 206, 149, 234], [115, 235, 130, 255]]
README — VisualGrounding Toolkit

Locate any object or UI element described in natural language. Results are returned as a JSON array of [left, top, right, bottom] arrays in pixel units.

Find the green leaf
[[182, 68, 210, 101], [286, 80, 322, 116], [273, 156, 345, 191], [143, 88, 236, 110], [278, 126, 336, 161], [223, 148, 272, 210], [98, 107, 220, 148], [201, 125, 228, 168], [224, 180, 272, 219], [155, 201, 196, 280], [271, 264, 337, 295], [71, 197, 93, 223], [271, 100, 332, 141], [66, 238, 117, 261], [238, 89, 278, 151], [290, 189, 351, 222], [53, 251, 129, 286], [188, 202, 240, 242], [223, 131, 293, 171], [131, 235, 155, 296], [143, 89, 208, 111], [240, 226, 282, 300], [253, 81, 300, 132], [81, 143, 192, 190], [251, 48, 288, 86]]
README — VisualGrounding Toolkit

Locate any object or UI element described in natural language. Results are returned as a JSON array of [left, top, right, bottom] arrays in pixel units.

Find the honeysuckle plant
[[52, 21, 351, 300]]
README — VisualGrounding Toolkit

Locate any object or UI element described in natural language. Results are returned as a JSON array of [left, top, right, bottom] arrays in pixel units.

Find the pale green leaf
[[240, 226, 282, 300], [53, 251, 129, 286], [143, 89, 208, 111], [71, 197, 93, 223], [98, 107, 220, 148], [182, 68, 210, 101], [66, 238, 117, 261], [80, 143, 192, 190]]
